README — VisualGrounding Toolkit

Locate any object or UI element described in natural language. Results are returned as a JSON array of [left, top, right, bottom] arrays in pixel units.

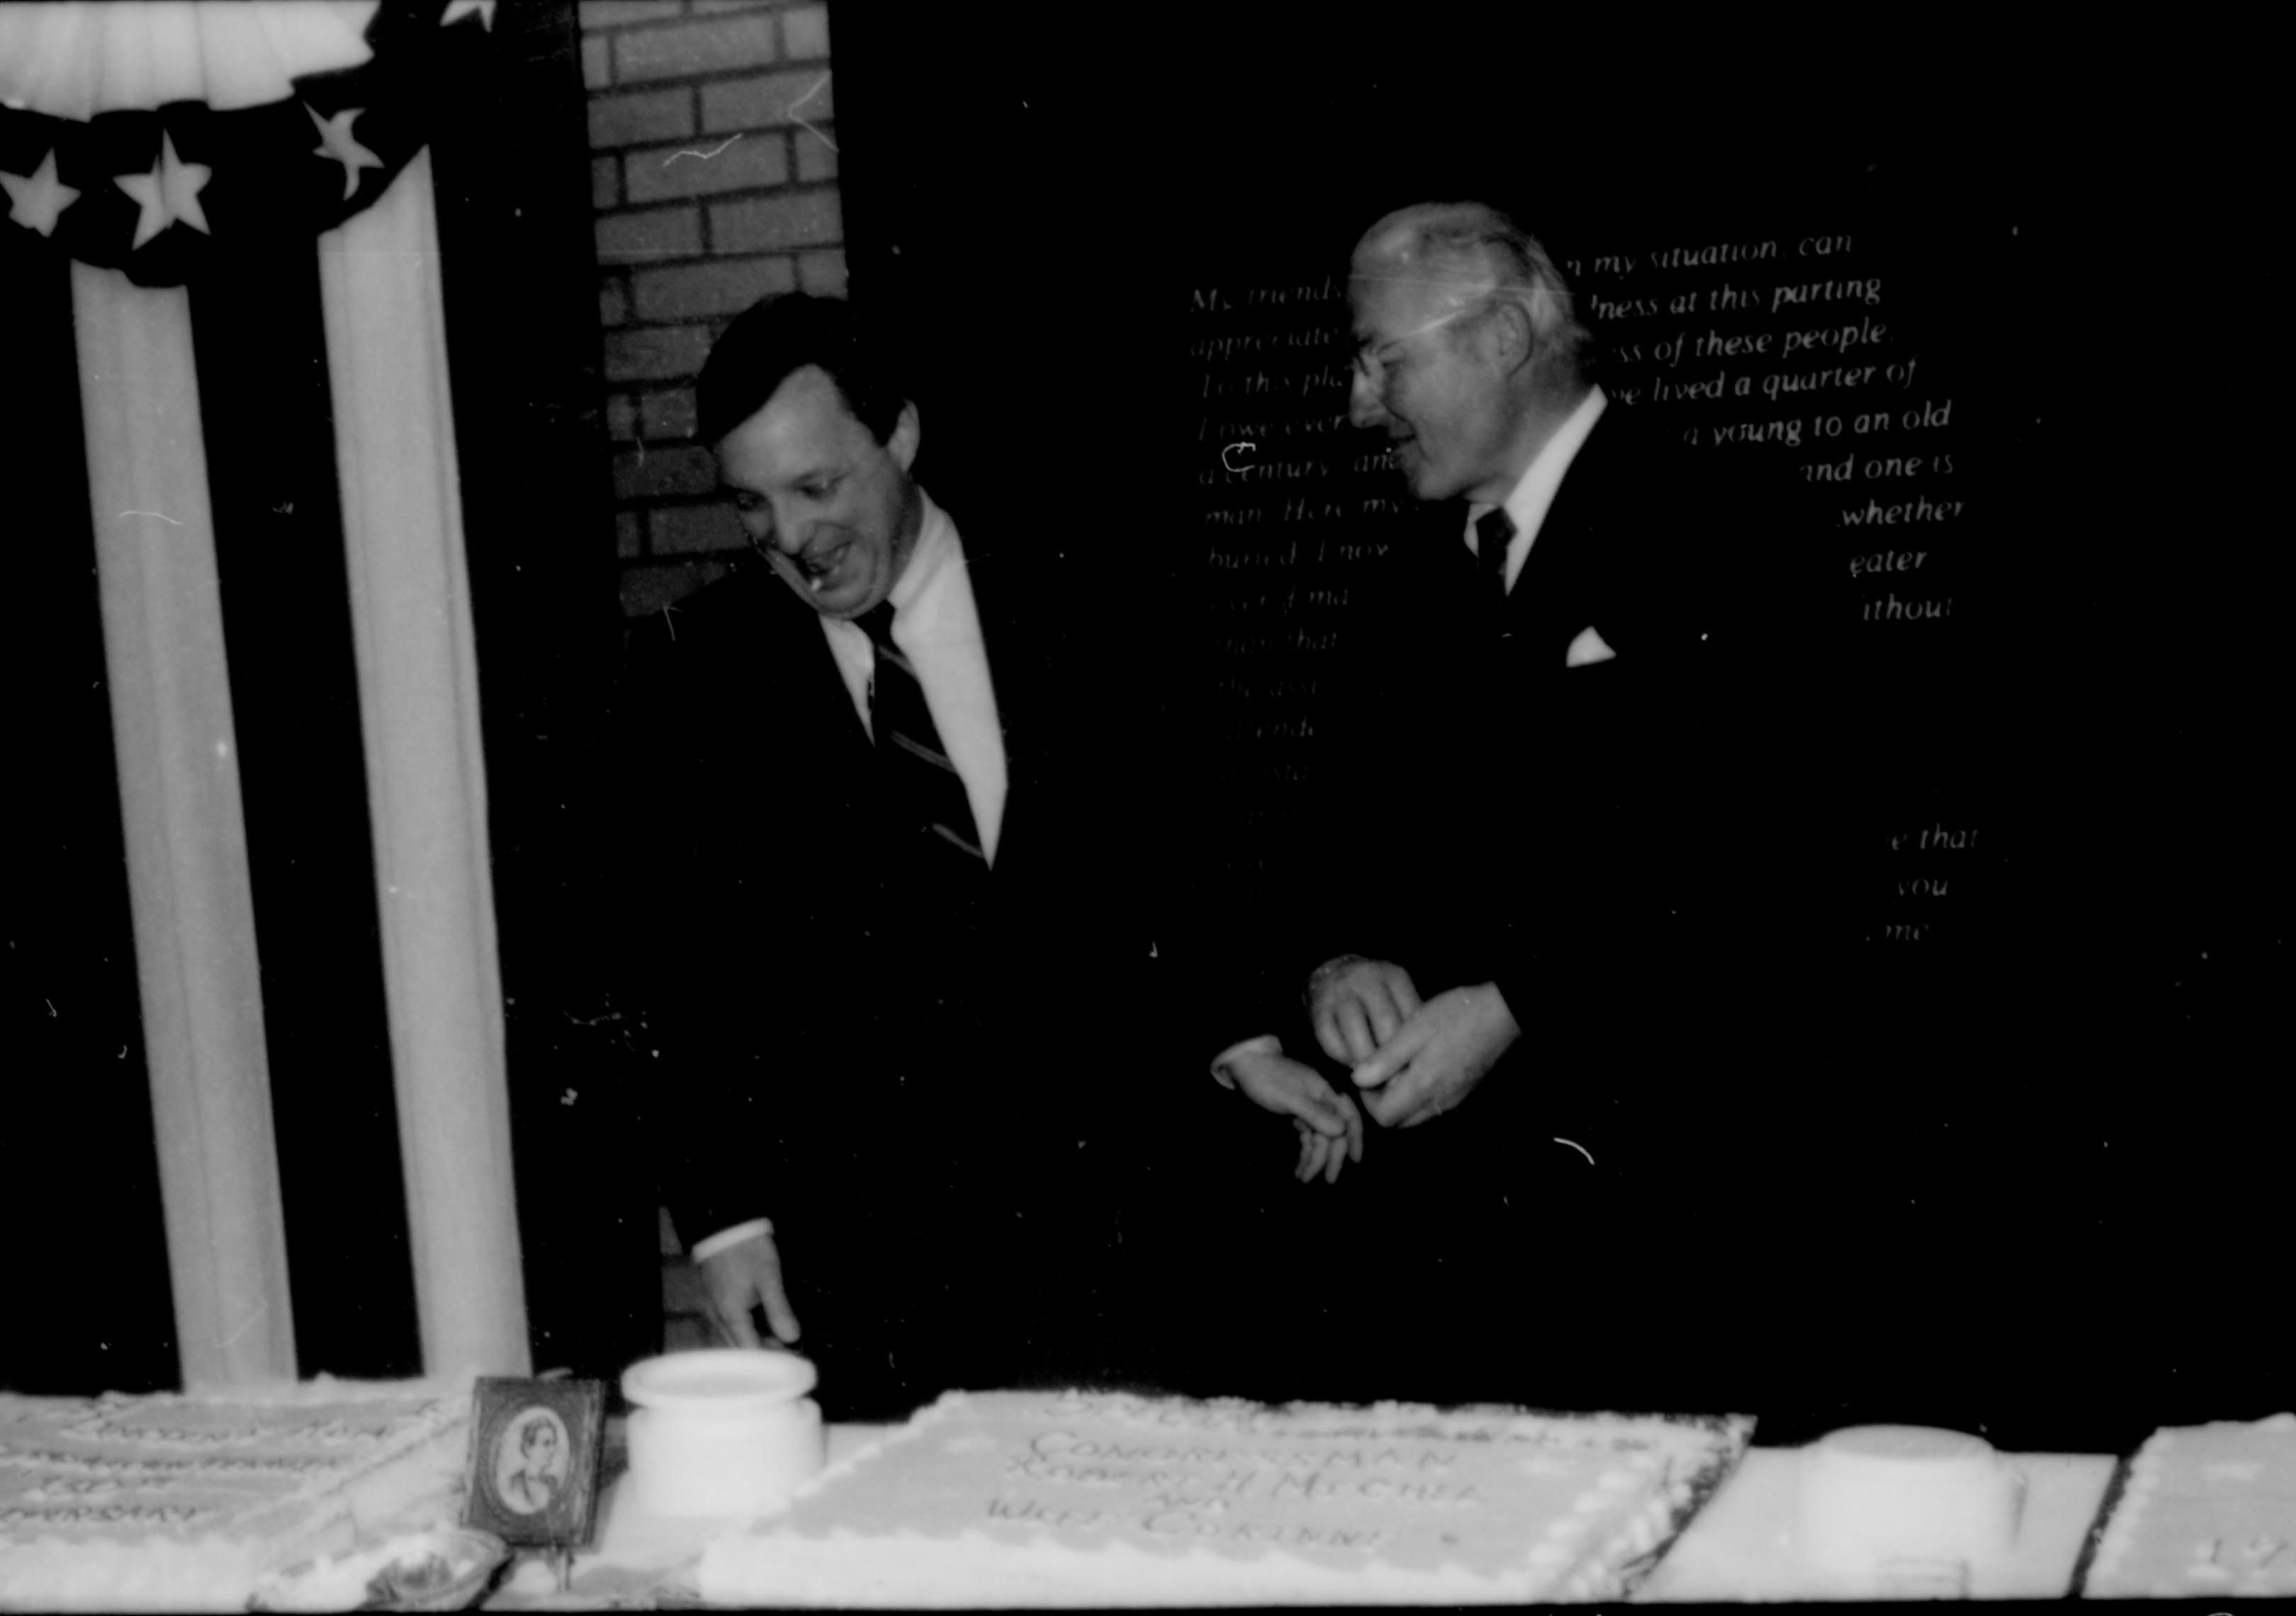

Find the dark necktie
[[857, 603, 989, 871], [1475, 507, 1516, 640]]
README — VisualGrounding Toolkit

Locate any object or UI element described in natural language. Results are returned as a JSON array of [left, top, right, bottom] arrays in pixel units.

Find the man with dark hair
[[609, 294, 1152, 1418]]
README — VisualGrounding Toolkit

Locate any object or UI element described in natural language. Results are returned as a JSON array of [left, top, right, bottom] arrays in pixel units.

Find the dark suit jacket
[[1178, 400, 1823, 1407], [602, 508, 1169, 1408]]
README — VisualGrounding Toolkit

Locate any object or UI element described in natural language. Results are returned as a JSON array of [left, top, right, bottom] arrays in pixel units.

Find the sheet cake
[[697, 1388, 1754, 1605], [2081, 1410, 2296, 1598], [0, 1378, 473, 1611]]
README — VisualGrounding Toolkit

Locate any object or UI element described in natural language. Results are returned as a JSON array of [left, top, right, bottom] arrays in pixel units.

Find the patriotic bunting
[[0, 0, 493, 286]]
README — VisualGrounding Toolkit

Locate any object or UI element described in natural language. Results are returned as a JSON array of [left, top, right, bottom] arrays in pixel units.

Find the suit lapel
[[741, 561, 873, 762], [945, 540, 1032, 878], [1504, 409, 1628, 673]]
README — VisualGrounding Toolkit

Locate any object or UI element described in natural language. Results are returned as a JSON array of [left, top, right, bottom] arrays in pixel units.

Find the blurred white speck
[[214, 741, 229, 758]]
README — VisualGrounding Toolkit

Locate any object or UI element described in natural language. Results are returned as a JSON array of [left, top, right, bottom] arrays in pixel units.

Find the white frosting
[[0, 1379, 473, 1612], [698, 1390, 1755, 1605], [2086, 1414, 2296, 1598]]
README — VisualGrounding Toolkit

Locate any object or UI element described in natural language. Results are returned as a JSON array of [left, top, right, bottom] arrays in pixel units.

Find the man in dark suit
[[610, 293, 1152, 1418], [1195, 203, 1802, 1408]]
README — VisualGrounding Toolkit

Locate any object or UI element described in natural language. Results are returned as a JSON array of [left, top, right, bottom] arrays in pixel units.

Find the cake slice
[[2079, 1411, 2296, 1598], [697, 1389, 1754, 1605]]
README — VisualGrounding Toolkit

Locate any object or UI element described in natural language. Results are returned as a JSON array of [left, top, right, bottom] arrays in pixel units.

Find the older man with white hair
[[1199, 201, 1786, 1404]]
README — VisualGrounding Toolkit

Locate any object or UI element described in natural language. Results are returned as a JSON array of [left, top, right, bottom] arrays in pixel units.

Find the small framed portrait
[[462, 1377, 607, 1549]]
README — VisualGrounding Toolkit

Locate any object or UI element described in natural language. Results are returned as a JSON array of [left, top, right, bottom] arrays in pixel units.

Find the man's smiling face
[[716, 364, 923, 619], [1347, 270, 1504, 504]]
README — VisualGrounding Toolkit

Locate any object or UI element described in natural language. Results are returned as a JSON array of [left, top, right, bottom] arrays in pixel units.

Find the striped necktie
[[857, 603, 989, 870], [1475, 506, 1516, 639]]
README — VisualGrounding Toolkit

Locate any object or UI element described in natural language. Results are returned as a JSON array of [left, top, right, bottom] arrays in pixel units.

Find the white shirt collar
[[884, 490, 954, 629], [1468, 384, 1607, 592]]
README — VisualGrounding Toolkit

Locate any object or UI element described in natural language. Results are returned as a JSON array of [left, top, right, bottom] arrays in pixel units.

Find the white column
[[72, 259, 298, 1389], [317, 150, 530, 1378]]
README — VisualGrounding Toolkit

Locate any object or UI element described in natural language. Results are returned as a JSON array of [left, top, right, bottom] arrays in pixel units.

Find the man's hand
[[1308, 958, 1423, 1066], [1349, 982, 1520, 1128], [1220, 1045, 1365, 1183], [698, 1230, 803, 1347]]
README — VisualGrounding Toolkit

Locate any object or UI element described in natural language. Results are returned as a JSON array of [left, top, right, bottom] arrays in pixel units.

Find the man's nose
[[753, 506, 804, 554], [1349, 366, 1389, 430]]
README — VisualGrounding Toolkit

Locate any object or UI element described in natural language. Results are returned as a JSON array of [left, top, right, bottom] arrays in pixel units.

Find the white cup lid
[[1812, 1425, 1996, 1470], [622, 1349, 818, 1410]]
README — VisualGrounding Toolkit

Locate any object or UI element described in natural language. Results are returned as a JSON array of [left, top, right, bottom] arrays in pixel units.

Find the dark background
[[830, 13, 2287, 1449], [7, 8, 2280, 1449]]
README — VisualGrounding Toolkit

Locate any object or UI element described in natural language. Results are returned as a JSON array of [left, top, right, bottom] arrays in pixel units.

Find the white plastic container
[[621, 1350, 823, 1519], [1797, 1424, 2027, 1594]]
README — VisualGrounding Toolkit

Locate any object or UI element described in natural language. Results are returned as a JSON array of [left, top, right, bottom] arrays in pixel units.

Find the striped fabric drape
[[72, 259, 300, 1388], [318, 150, 528, 1381], [13, 1, 529, 1386]]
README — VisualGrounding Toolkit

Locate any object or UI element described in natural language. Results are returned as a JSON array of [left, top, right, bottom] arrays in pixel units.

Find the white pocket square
[[1565, 625, 1616, 668]]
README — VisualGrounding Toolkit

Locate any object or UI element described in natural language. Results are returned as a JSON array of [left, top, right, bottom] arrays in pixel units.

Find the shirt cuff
[[688, 1218, 774, 1263], [1208, 1034, 1283, 1090]]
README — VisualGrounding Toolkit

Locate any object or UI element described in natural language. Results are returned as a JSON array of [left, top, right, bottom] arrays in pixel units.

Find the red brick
[[651, 503, 749, 555], [635, 254, 796, 322], [604, 323, 716, 382], [700, 69, 833, 133], [589, 86, 694, 150], [600, 279, 630, 327], [796, 249, 846, 296], [582, 35, 611, 90], [606, 393, 638, 441], [591, 154, 620, 210], [595, 204, 701, 264], [793, 125, 836, 183], [614, 444, 719, 501], [640, 388, 699, 440], [624, 130, 789, 205], [782, 5, 829, 60], [614, 15, 777, 84], [615, 511, 645, 559], [620, 559, 733, 619], [711, 189, 840, 254]]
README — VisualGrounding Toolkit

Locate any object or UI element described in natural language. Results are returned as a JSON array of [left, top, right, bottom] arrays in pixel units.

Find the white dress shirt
[[818, 490, 1009, 865], [1465, 384, 1606, 591]]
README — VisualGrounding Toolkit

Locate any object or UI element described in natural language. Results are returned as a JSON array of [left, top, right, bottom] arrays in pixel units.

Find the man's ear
[[889, 402, 921, 472], [1484, 298, 1539, 377]]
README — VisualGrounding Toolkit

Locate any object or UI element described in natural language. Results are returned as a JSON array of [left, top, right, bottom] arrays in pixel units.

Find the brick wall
[[579, 0, 841, 619]]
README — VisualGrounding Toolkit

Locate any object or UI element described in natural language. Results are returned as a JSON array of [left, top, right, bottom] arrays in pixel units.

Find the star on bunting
[[1, 148, 79, 237], [115, 132, 211, 249], [306, 104, 383, 201], [441, 0, 497, 27]]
